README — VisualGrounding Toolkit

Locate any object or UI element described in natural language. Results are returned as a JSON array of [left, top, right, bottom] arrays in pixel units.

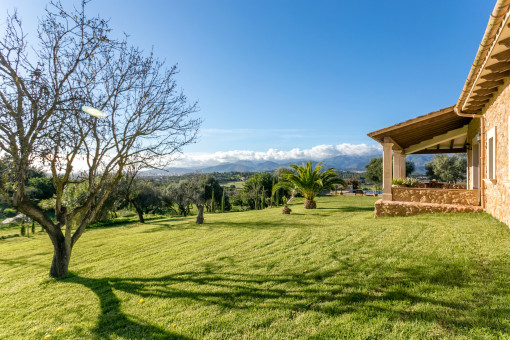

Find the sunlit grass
[[1, 196, 510, 339]]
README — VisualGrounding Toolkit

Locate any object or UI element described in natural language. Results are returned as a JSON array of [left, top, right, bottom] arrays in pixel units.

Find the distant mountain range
[[141, 154, 434, 176]]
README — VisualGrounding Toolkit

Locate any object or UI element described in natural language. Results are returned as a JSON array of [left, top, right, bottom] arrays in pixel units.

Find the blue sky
[[1, 0, 495, 166]]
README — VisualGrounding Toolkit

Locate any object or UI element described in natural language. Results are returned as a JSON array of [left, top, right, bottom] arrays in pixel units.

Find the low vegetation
[[1, 196, 510, 339]]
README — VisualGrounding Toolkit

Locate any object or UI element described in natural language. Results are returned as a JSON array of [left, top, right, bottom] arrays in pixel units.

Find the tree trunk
[[196, 205, 204, 224], [304, 199, 317, 209], [130, 199, 145, 223], [50, 238, 71, 278], [136, 207, 145, 223]]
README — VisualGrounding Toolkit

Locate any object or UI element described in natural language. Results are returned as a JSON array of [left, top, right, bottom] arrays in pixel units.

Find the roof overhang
[[456, 0, 510, 114], [367, 106, 471, 154]]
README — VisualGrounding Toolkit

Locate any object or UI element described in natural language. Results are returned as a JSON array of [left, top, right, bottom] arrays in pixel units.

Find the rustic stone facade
[[415, 183, 466, 189], [391, 187, 479, 206], [479, 78, 510, 226], [374, 199, 483, 217]]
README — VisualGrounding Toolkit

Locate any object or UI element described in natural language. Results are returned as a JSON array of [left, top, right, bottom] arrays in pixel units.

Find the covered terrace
[[367, 106, 482, 217]]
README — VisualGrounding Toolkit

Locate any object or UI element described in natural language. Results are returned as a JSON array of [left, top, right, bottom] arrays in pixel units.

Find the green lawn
[[1, 196, 510, 339], [223, 181, 245, 189]]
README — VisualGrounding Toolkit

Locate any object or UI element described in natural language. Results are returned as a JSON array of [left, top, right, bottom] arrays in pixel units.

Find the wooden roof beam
[[486, 61, 510, 72], [367, 106, 455, 139], [477, 79, 504, 88], [467, 97, 490, 104], [463, 106, 484, 113], [481, 71, 510, 81], [491, 48, 510, 61], [473, 87, 499, 95], [404, 125, 468, 154], [383, 137, 403, 151], [499, 36, 510, 48], [383, 136, 403, 151], [414, 148, 467, 154], [470, 94, 493, 101]]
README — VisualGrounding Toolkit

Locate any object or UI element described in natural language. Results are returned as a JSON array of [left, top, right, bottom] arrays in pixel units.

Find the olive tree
[[118, 167, 173, 223], [167, 180, 195, 217], [365, 157, 415, 184], [425, 155, 466, 183], [0, 2, 200, 277]]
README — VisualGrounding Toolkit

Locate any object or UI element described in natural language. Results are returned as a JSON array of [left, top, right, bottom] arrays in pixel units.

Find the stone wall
[[415, 183, 466, 189], [391, 187, 479, 206], [481, 78, 510, 226], [374, 199, 483, 217]]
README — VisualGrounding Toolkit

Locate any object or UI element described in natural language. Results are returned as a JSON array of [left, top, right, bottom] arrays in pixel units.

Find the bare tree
[[0, 1, 200, 277]]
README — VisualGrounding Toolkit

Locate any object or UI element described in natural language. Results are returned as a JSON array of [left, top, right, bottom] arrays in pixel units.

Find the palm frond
[[274, 161, 343, 201]]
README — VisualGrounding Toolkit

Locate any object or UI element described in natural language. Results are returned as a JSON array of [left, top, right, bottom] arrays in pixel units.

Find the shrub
[[346, 178, 359, 190], [25, 186, 43, 200], [403, 177, 418, 187], [392, 178, 404, 186], [38, 198, 55, 211], [230, 206, 246, 212], [392, 177, 418, 187], [2, 208, 17, 217]]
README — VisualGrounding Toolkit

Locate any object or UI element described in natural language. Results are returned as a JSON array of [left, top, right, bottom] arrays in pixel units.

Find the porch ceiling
[[367, 106, 471, 154]]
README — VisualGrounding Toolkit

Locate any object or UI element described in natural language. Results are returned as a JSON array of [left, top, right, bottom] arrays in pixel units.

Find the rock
[[2, 213, 25, 225]]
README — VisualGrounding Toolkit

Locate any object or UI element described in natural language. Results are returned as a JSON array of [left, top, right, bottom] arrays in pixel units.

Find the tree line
[[364, 154, 467, 184]]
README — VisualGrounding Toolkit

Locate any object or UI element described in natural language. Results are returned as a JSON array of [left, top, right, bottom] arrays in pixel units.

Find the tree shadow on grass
[[61, 273, 191, 339], [57, 256, 510, 337], [144, 220, 310, 232], [334, 206, 375, 212], [87, 215, 189, 230]]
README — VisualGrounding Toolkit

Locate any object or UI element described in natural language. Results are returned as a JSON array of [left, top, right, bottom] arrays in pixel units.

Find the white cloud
[[171, 143, 382, 168]]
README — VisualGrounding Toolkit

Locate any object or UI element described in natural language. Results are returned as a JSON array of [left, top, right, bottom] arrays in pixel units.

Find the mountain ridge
[[140, 154, 433, 176]]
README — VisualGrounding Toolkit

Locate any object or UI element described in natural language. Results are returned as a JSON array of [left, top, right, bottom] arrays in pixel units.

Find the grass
[[1, 196, 510, 339], [222, 181, 245, 189]]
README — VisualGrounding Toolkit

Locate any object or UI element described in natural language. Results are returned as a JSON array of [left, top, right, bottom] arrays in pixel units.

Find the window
[[487, 127, 496, 180]]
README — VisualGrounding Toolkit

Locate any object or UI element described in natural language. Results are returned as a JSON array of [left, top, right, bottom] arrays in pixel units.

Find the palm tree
[[273, 161, 345, 209]]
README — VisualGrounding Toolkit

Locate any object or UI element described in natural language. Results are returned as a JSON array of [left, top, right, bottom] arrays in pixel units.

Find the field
[[222, 181, 245, 190], [1, 196, 510, 339]]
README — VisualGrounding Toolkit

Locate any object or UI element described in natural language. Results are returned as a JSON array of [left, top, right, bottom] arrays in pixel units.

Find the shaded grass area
[[1, 196, 510, 338]]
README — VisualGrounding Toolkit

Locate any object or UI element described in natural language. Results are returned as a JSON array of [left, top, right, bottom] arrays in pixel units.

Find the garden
[[2, 196, 510, 339]]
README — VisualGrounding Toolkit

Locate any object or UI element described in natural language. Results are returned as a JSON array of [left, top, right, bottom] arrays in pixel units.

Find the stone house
[[367, 0, 510, 226]]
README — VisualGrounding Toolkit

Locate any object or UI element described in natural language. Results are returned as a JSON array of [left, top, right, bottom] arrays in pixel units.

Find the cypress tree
[[221, 189, 225, 213], [211, 187, 215, 213], [261, 189, 266, 210], [271, 177, 275, 206]]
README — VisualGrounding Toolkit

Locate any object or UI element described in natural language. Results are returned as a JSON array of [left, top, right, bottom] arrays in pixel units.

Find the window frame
[[486, 127, 496, 181]]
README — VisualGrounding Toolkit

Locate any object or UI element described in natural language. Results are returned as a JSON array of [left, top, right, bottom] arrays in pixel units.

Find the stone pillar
[[400, 153, 406, 179], [382, 142, 393, 201], [393, 150, 402, 179]]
